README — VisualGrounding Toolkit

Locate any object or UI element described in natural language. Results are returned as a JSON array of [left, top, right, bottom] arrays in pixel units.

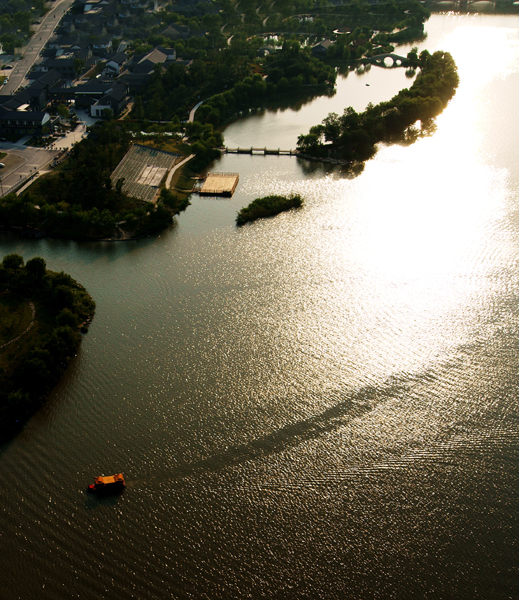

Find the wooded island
[[237, 194, 303, 226]]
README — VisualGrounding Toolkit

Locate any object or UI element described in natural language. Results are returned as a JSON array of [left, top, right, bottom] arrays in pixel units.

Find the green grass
[[0, 295, 45, 382], [139, 138, 184, 155], [0, 295, 33, 347], [0, 268, 96, 440]]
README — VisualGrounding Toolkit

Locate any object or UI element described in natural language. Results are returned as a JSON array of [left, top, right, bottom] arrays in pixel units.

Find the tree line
[[0, 254, 95, 439], [193, 41, 336, 131], [297, 50, 459, 162], [0, 0, 47, 52], [0, 122, 185, 240], [133, 0, 429, 126]]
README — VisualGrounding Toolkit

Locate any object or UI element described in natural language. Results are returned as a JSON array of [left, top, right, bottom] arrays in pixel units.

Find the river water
[[1, 14, 519, 599]]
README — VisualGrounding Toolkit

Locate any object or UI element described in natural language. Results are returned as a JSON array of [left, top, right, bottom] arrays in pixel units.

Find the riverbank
[[1, 13, 519, 600], [297, 50, 459, 162], [0, 254, 95, 440]]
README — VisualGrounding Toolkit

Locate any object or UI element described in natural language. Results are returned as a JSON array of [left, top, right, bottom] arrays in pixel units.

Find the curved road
[[0, 142, 59, 196]]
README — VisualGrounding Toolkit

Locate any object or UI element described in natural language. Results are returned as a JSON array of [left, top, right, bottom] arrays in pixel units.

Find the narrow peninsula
[[0, 254, 95, 439], [297, 50, 459, 163]]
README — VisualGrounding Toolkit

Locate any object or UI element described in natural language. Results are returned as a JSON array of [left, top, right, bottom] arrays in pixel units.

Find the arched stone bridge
[[363, 53, 408, 68]]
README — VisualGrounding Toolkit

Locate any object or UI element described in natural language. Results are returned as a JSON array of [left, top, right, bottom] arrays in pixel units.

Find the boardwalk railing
[[221, 147, 298, 156]]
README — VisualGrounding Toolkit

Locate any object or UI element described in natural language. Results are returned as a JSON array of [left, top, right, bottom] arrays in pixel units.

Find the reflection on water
[[223, 65, 417, 149], [2, 13, 519, 600]]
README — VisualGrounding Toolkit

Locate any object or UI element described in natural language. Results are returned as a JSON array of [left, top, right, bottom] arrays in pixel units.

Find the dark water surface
[[1, 14, 519, 599]]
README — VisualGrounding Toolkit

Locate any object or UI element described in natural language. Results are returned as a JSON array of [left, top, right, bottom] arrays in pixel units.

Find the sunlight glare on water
[[268, 18, 519, 381], [1, 14, 519, 600]]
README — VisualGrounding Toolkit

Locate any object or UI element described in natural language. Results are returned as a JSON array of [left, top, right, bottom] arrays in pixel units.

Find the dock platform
[[200, 172, 239, 196]]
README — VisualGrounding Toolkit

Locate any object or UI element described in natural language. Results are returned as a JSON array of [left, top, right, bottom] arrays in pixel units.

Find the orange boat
[[88, 473, 126, 493]]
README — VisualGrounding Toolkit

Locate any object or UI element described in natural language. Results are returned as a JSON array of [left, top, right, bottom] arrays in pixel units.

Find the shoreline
[[0, 268, 96, 442]]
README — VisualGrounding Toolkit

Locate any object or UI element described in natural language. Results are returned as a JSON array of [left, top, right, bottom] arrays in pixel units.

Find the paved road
[[0, 107, 97, 196], [3, 0, 75, 95], [0, 0, 94, 196], [0, 141, 59, 195], [163, 153, 195, 192], [188, 101, 204, 123]]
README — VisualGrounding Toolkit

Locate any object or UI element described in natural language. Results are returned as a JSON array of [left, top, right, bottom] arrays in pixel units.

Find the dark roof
[[30, 70, 63, 87], [118, 71, 152, 87], [74, 48, 92, 61], [57, 36, 88, 47], [105, 51, 127, 65], [0, 98, 23, 110], [156, 45, 176, 57], [91, 37, 113, 46], [0, 108, 48, 122], [133, 59, 155, 74], [13, 89, 39, 103], [126, 53, 144, 67], [75, 79, 114, 94], [44, 58, 76, 69], [312, 39, 334, 50], [49, 86, 76, 96], [42, 48, 60, 58], [105, 83, 127, 102]]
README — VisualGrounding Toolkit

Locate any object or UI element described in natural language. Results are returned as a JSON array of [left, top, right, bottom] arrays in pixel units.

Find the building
[[0, 108, 52, 136], [161, 23, 189, 40], [40, 57, 77, 79], [90, 82, 129, 117], [119, 46, 177, 91], [311, 39, 334, 58], [101, 51, 128, 78]]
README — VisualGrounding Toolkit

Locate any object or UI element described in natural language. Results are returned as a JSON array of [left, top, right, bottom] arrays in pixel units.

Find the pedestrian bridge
[[221, 147, 298, 156], [363, 53, 408, 68]]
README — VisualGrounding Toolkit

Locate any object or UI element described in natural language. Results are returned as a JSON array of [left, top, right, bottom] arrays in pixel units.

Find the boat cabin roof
[[94, 473, 124, 485]]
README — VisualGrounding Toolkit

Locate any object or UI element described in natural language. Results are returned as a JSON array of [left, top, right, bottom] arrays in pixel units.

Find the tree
[[18, 357, 53, 393], [323, 112, 341, 144], [57, 103, 69, 122], [74, 58, 85, 78], [407, 46, 419, 65], [56, 308, 80, 328], [102, 108, 114, 120], [2, 253, 24, 270], [54, 285, 74, 309], [26, 257, 46, 280]]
